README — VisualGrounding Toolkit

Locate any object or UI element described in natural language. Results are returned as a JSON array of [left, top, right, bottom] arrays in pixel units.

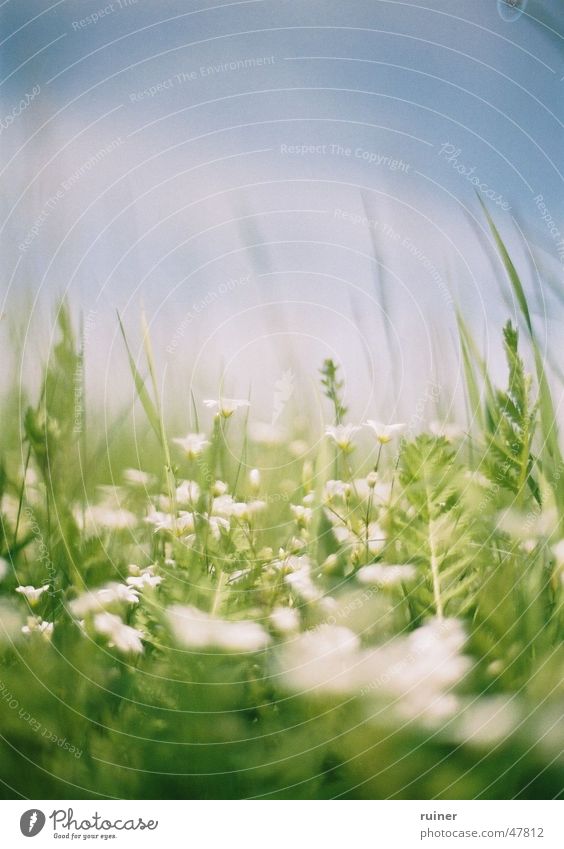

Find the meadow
[[0, 218, 563, 800]]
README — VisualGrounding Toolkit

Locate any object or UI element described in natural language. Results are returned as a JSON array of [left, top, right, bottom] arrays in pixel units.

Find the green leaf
[[117, 312, 161, 441]]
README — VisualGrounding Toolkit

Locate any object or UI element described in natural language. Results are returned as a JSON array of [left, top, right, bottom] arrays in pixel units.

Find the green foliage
[[320, 358, 347, 424], [389, 435, 480, 619], [0, 299, 563, 801], [24, 302, 81, 493], [480, 321, 539, 504], [481, 203, 564, 521]]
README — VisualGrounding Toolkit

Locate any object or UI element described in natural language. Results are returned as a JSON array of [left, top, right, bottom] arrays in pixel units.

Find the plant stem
[[211, 569, 226, 616], [428, 515, 444, 620]]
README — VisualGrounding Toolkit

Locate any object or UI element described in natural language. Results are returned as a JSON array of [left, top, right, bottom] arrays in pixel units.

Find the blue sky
[[0, 0, 562, 420]]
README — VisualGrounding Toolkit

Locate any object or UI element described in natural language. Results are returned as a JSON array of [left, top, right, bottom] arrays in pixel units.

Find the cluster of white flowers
[[168, 605, 270, 652], [284, 556, 322, 603], [325, 421, 406, 452], [357, 563, 417, 588], [21, 616, 53, 640], [65, 579, 145, 654], [174, 480, 200, 506], [123, 468, 156, 488], [290, 504, 313, 528], [270, 606, 300, 635], [145, 508, 195, 535], [321, 500, 386, 562], [210, 491, 266, 524], [323, 480, 351, 503], [451, 696, 521, 747], [126, 564, 162, 590], [75, 487, 137, 536], [93, 612, 143, 654], [70, 582, 139, 617], [274, 618, 471, 726]]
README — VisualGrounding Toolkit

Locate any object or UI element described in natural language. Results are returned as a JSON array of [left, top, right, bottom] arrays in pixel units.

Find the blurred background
[[0, 0, 562, 427]]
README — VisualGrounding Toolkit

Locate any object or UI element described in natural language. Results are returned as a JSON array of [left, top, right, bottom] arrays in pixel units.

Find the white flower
[[126, 566, 162, 590], [552, 539, 564, 568], [203, 398, 250, 418], [212, 480, 229, 497], [290, 504, 313, 527], [323, 480, 350, 502], [168, 605, 270, 652], [357, 563, 417, 587], [284, 556, 322, 603], [175, 480, 200, 505], [15, 584, 50, 604], [207, 515, 230, 540], [123, 468, 155, 488], [249, 468, 261, 492], [325, 424, 360, 452], [372, 481, 393, 505], [453, 697, 521, 747], [173, 432, 210, 459], [21, 616, 53, 640], [366, 471, 378, 489], [211, 494, 236, 517], [366, 521, 386, 554], [352, 479, 370, 500], [270, 606, 300, 634], [77, 505, 137, 535], [230, 500, 266, 522], [145, 509, 169, 530], [275, 617, 470, 725], [93, 612, 143, 654], [145, 510, 195, 534], [364, 420, 406, 444], [361, 619, 470, 724], [70, 582, 139, 617], [274, 625, 361, 694], [331, 524, 355, 546]]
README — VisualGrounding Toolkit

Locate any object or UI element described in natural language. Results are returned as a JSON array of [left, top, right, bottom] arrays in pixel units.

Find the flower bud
[[249, 468, 261, 493], [367, 471, 378, 489]]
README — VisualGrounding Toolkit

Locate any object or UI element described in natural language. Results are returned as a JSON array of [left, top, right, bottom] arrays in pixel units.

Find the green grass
[[0, 227, 563, 800]]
